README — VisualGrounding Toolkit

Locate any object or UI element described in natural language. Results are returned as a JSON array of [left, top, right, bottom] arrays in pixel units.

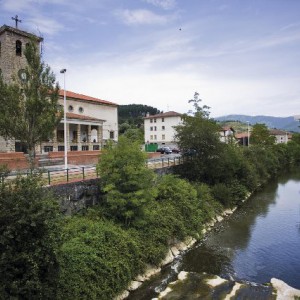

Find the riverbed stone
[[159, 249, 174, 267], [184, 236, 197, 248], [135, 264, 161, 281], [216, 215, 224, 222], [174, 241, 188, 252], [127, 280, 143, 291], [114, 290, 129, 300], [205, 275, 228, 287], [170, 246, 180, 257], [271, 278, 300, 300]]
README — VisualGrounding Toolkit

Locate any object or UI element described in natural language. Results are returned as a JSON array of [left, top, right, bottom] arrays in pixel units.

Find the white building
[[39, 90, 118, 153], [0, 24, 118, 154], [269, 129, 291, 144], [144, 111, 182, 149]]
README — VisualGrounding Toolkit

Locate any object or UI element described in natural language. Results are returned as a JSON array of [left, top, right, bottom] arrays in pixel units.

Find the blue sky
[[1, 0, 300, 117]]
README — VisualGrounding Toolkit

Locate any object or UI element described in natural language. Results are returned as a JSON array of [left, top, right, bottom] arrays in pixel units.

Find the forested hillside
[[215, 115, 300, 132]]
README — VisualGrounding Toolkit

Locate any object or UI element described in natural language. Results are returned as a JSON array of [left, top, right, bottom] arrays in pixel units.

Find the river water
[[128, 169, 300, 299]]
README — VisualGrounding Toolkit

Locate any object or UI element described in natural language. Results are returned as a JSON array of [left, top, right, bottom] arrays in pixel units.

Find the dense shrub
[[58, 216, 143, 299], [0, 175, 62, 299]]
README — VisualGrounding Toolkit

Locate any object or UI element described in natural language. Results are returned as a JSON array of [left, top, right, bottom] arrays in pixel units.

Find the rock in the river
[[271, 278, 300, 300], [159, 249, 174, 267], [127, 280, 143, 291]]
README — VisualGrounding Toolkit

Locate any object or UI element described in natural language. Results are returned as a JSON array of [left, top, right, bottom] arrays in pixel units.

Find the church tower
[[0, 19, 43, 152], [0, 19, 43, 84]]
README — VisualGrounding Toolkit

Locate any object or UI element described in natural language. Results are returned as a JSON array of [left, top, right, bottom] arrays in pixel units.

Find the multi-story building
[[144, 111, 182, 150], [0, 24, 118, 154]]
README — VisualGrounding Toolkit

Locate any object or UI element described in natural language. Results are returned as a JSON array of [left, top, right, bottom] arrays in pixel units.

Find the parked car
[[171, 148, 180, 153], [157, 146, 172, 154]]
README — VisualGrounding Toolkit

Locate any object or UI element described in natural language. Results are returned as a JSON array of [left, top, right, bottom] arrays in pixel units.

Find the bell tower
[[0, 20, 43, 84]]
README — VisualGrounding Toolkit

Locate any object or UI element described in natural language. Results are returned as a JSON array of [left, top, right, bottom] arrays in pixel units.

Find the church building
[[0, 22, 118, 155]]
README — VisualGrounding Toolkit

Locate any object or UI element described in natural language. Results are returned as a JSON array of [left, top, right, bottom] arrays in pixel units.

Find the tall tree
[[97, 136, 157, 226], [175, 92, 224, 183], [250, 123, 275, 146], [0, 40, 61, 167]]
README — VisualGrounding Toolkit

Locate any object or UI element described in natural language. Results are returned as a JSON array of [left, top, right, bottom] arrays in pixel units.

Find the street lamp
[[60, 68, 67, 170], [247, 121, 250, 147]]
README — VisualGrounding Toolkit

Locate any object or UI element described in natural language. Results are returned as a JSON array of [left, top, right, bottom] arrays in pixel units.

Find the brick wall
[[48, 151, 101, 165], [0, 152, 29, 170]]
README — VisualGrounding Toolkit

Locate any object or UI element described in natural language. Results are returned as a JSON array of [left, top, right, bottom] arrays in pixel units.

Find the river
[[128, 169, 300, 299]]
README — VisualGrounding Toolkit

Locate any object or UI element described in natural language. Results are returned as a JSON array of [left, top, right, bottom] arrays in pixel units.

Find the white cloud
[[115, 9, 170, 25], [143, 0, 176, 10]]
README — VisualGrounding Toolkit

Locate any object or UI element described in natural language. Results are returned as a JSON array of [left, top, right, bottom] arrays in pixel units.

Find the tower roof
[[0, 24, 43, 42]]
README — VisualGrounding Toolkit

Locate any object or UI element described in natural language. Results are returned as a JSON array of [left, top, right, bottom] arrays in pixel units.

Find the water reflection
[[128, 169, 300, 298]]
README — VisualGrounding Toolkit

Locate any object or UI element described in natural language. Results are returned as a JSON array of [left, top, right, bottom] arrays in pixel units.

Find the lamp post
[[60, 69, 67, 170], [247, 121, 250, 147]]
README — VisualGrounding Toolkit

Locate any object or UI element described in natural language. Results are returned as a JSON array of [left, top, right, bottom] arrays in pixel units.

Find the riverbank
[[115, 203, 242, 300], [154, 271, 300, 299]]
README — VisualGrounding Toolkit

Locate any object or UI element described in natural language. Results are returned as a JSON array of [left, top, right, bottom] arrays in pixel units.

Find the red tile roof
[[235, 132, 249, 138], [66, 112, 104, 122], [59, 90, 117, 106], [144, 111, 182, 119], [269, 129, 288, 135]]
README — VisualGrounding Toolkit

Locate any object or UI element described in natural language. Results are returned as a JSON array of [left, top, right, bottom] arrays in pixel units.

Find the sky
[[1, 0, 300, 117]]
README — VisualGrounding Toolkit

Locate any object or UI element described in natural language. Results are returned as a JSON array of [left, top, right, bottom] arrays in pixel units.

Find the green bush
[[0, 175, 62, 299], [58, 216, 143, 299]]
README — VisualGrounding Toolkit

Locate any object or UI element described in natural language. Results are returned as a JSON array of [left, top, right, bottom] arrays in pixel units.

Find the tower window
[[16, 40, 22, 56]]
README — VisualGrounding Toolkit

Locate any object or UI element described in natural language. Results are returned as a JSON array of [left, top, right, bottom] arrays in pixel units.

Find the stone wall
[[48, 178, 101, 215]]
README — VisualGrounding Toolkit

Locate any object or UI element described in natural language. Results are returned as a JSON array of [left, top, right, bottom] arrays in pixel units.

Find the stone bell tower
[[0, 18, 43, 84], [0, 18, 43, 152]]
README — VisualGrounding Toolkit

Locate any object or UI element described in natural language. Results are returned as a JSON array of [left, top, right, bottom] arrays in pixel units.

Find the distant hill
[[215, 115, 300, 133]]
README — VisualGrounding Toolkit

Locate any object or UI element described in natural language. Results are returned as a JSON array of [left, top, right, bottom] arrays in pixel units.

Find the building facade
[[144, 111, 182, 149], [0, 24, 118, 154]]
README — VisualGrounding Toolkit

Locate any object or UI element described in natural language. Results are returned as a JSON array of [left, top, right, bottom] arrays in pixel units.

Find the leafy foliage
[[118, 104, 161, 126], [0, 175, 62, 299], [58, 216, 143, 299], [175, 93, 224, 183], [250, 123, 275, 146], [97, 136, 157, 226]]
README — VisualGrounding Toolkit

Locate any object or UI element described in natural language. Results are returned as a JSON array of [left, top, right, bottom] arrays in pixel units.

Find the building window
[[150, 135, 153, 140], [58, 146, 64, 151], [154, 119, 156, 123], [150, 119, 153, 123], [150, 126, 153, 131], [154, 126, 157, 131], [70, 146, 78, 151], [162, 118, 164, 122], [82, 145, 89, 151], [68, 105, 74, 112], [162, 126, 165, 130], [78, 107, 84, 113], [16, 40, 22, 56], [162, 134, 165, 140], [154, 135, 157, 140], [110, 131, 114, 139], [93, 145, 100, 150], [44, 146, 53, 152]]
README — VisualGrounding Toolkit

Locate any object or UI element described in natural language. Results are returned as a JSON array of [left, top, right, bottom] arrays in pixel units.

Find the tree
[[174, 92, 224, 183], [0, 40, 61, 167], [97, 136, 157, 226], [250, 124, 275, 146], [0, 175, 62, 298]]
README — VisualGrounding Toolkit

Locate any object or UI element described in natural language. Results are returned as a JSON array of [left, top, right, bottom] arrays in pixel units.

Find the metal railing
[[2, 156, 185, 186]]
